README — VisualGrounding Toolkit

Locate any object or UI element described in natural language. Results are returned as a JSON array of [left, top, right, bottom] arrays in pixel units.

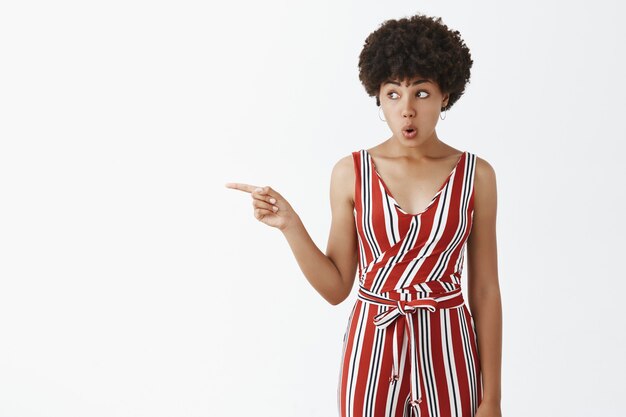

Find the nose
[[402, 98, 415, 118]]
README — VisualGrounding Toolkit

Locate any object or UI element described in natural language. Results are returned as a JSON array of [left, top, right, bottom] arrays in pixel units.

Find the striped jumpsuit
[[337, 149, 482, 417]]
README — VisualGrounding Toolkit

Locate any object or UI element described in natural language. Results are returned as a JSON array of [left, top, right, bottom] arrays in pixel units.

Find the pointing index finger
[[225, 183, 265, 194]]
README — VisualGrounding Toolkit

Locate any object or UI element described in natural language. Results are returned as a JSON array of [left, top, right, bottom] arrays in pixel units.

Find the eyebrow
[[383, 79, 432, 87]]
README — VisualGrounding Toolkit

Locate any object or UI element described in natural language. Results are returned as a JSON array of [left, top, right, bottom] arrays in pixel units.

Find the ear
[[442, 93, 450, 107]]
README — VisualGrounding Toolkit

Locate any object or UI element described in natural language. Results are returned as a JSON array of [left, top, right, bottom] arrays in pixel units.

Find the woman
[[225, 13, 502, 417]]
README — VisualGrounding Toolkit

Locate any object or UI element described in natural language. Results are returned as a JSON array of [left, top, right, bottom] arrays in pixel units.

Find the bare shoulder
[[474, 155, 497, 185], [473, 155, 497, 216], [330, 153, 356, 205]]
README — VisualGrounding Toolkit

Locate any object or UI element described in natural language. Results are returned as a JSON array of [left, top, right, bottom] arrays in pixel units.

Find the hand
[[475, 399, 502, 417], [225, 183, 299, 231]]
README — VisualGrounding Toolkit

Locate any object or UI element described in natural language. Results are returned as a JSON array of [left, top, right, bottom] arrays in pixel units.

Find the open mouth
[[402, 127, 417, 138]]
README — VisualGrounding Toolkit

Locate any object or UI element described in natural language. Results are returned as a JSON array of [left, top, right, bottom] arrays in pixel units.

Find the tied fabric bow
[[372, 298, 439, 408]]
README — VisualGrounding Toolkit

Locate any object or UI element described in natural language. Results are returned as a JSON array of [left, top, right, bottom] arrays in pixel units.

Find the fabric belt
[[357, 285, 465, 414]]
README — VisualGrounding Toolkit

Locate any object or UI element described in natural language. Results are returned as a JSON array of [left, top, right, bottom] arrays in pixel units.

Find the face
[[378, 76, 449, 144]]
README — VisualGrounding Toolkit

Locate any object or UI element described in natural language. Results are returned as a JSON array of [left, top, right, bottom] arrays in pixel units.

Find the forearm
[[281, 216, 347, 305], [470, 288, 502, 404]]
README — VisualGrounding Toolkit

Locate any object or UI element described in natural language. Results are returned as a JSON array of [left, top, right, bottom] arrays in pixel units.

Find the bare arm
[[281, 155, 358, 305], [226, 154, 358, 305], [467, 157, 503, 409]]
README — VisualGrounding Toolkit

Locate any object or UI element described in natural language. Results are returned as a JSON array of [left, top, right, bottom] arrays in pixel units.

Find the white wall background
[[1, 1, 625, 416]]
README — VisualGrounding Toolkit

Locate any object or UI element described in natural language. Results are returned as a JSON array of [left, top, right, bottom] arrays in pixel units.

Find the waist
[[357, 285, 465, 310]]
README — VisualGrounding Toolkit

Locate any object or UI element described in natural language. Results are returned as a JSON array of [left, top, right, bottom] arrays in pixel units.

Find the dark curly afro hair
[[358, 13, 473, 111]]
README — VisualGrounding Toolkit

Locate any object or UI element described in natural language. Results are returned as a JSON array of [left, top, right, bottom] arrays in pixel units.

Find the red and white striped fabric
[[337, 149, 482, 417]]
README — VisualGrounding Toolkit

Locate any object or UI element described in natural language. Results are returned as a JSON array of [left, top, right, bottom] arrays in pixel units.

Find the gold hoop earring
[[378, 107, 386, 122], [439, 108, 447, 120]]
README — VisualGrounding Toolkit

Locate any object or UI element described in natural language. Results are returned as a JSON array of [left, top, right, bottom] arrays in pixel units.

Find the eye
[[386, 90, 430, 99]]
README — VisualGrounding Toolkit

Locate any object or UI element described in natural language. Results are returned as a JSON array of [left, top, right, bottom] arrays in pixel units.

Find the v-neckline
[[364, 149, 466, 217]]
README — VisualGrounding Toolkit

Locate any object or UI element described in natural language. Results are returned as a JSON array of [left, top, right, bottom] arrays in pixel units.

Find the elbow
[[328, 298, 343, 306], [328, 297, 342, 306], [327, 288, 349, 306], [326, 269, 354, 306]]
